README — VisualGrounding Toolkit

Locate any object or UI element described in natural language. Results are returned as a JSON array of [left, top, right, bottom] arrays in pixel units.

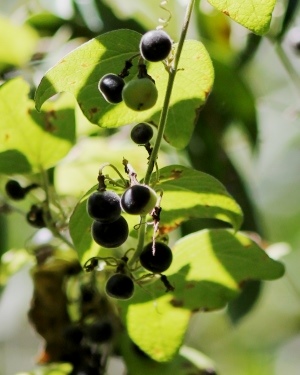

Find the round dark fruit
[[98, 73, 125, 104], [5, 180, 26, 200], [86, 320, 113, 343], [131, 123, 153, 144], [105, 273, 134, 300], [63, 324, 84, 345], [26, 205, 46, 228], [140, 242, 173, 273], [122, 78, 158, 111], [91, 216, 128, 248], [121, 184, 157, 215], [140, 29, 172, 62], [87, 190, 121, 222]]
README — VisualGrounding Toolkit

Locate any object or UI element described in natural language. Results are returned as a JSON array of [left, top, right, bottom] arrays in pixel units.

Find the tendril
[[157, 0, 172, 30]]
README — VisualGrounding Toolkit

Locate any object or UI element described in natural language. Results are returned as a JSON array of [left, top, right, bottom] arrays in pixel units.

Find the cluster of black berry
[[98, 29, 172, 111], [87, 188, 129, 248], [63, 286, 115, 375], [4, 179, 45, 228]]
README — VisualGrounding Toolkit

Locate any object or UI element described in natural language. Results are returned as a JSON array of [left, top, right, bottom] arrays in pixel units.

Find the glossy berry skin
[[121, 184, 157, 215], [140, 242, 173, 273], [91, 216, 128, 248], [131, 123, 153, 144], [105, 273, 134, 300], [86, 320, 113, 343], [26, 205, 45, 228], [122, 78, 158, 111], [98, 73, 125, 104], [5, 180, 26, 200], [87, 190, 121, 222], [140, 30, 172, 62]]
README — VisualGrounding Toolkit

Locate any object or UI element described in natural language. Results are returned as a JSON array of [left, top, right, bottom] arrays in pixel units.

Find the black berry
[[98, 73, 125, 104], [140, 30, 172, 62], [86, 320, 113, 343], [131, 123, 153, 144], [91, 216, 128, 248], [121, 184, 157, 215], [26, 205, 46, 228], [5, 180, 38, 200], [105, 273, 134, 300], [63, 324, 84, 345], [87, 190, 121, 222], [5, 180, 25, 200], [140, 242, 173, 273], [122, 78, 158, 111]]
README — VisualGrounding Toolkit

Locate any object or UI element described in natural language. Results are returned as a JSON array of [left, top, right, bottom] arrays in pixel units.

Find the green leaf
[[0, 78, 76, 174], [119, 286, 191, 362], [207, 0, 276, 35], [0, 15, 38, 70], [152, 165, 244, 231], [165, 229, 285, 311], [119, 229, 283, 362], [120, 332, 211, 374], [35, 29, 214, 149]]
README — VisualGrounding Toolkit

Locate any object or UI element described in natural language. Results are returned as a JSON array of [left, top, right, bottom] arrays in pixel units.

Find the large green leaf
[[165, 229, 285, 310], [153, 165, 244, 231], [35, 29, 214, 149], [0, 15, 38, 70], [121, 329, 216, 374], [0, 78, 75, 174], [120, 291, 190, 362], [119, 229, 284, 362], [208, 0, 276, 35]]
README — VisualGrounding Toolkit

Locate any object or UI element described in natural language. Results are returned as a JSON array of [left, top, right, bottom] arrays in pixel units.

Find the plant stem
[[273, 40, 300, 93], [128, 216, 147, 267], [144, 0, 195, 185], [129, 0, 195, 267]]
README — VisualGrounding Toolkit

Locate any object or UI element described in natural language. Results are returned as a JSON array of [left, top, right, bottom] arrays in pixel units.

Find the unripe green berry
[[122, 78, 158, 111]]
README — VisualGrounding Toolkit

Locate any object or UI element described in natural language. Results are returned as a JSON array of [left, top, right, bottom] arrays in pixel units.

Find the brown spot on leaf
[[44, 110, 57, 133], [90, 107, 98, 114], [223, 10, 230, 16], [185, 282, 196, 289], [4, 133, 10, 142], [170, 298, 184, 307], [170, 168, 183, 179], [159, 222, 180, 234]]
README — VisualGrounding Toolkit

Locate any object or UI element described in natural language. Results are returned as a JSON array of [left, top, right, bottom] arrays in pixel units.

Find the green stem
[[129, 0, 195, 267], [41, 169, 75, 250], [273, 40, 300, 93], [99, 162, 128, 187], [128, 216, 147, 267], [144, 0, 195, 185]]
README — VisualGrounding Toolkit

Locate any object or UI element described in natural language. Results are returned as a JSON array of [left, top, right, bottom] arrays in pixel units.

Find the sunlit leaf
[[165, 229, 285, 311], [152, 165, 244, 231], [0, 78, 75, 174], [119, 287, 191, 362], [118, 229, 284, 362], [0, 15, 38, 70], [208, 0, 276, 35], [35, 29, 214, 148]]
